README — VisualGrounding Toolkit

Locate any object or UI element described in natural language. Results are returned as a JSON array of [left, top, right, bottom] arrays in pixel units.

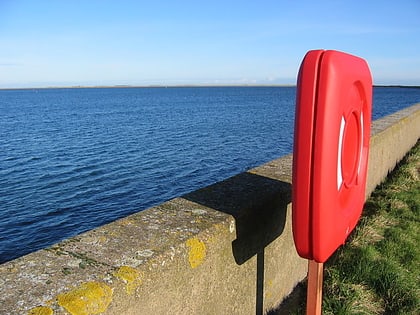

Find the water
[[1, 86, 419, 263]]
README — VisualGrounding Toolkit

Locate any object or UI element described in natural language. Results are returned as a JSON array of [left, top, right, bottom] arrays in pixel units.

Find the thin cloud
[[0, 62, 22, 67]]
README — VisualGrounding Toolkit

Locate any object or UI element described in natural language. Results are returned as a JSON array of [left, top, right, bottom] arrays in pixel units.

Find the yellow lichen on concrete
[[114, 266, 142, 295], [80, 235, 108, 245], [28, 306, 54, 315], [57, 281, 113, 315], [186, 237, 206, 268], [118, 218, 133, 226]]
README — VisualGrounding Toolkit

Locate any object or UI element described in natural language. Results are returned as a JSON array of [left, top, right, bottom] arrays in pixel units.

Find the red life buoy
[[292, 50, 372, 263]]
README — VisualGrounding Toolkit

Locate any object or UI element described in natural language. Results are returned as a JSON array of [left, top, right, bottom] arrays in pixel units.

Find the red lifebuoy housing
[[292, 50, 372, 263]]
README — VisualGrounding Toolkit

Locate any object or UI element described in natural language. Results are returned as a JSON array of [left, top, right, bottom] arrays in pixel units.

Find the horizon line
[[0, 83, 297, 90], [1, 84, 420, 91]]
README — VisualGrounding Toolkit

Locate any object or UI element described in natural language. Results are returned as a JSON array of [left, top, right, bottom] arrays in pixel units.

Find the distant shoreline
[[1, 84, 419, 91], [0, 84, 296, 91], [372, 84, 420, 89]]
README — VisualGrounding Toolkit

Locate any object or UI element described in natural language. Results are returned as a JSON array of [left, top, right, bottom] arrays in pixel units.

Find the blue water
[[1, 86, 419, 263]]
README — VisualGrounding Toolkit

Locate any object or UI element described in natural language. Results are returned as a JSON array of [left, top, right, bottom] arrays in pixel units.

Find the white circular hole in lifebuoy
[[337, 116, 345, 190]]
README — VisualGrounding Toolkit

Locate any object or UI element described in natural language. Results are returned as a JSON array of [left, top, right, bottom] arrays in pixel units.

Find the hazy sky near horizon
[[1, 1, 419, 87]]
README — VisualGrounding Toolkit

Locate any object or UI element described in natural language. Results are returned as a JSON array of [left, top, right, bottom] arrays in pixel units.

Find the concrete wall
[[1, 103, 419, 315]]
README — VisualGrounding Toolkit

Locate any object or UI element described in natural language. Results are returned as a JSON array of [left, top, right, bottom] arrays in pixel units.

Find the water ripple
[[1, 86, 419, 263]]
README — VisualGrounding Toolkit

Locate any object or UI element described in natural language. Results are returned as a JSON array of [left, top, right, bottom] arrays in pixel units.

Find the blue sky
[[1, 0, 419, 87]]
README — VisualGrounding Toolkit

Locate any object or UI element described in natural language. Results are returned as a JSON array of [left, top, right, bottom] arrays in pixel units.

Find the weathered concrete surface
[[366, 102, 420, 196], [1, 103, 419, 315]]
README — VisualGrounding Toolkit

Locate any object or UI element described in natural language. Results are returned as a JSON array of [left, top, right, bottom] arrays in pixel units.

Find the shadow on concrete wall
[[184, 171, 291, 315]]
